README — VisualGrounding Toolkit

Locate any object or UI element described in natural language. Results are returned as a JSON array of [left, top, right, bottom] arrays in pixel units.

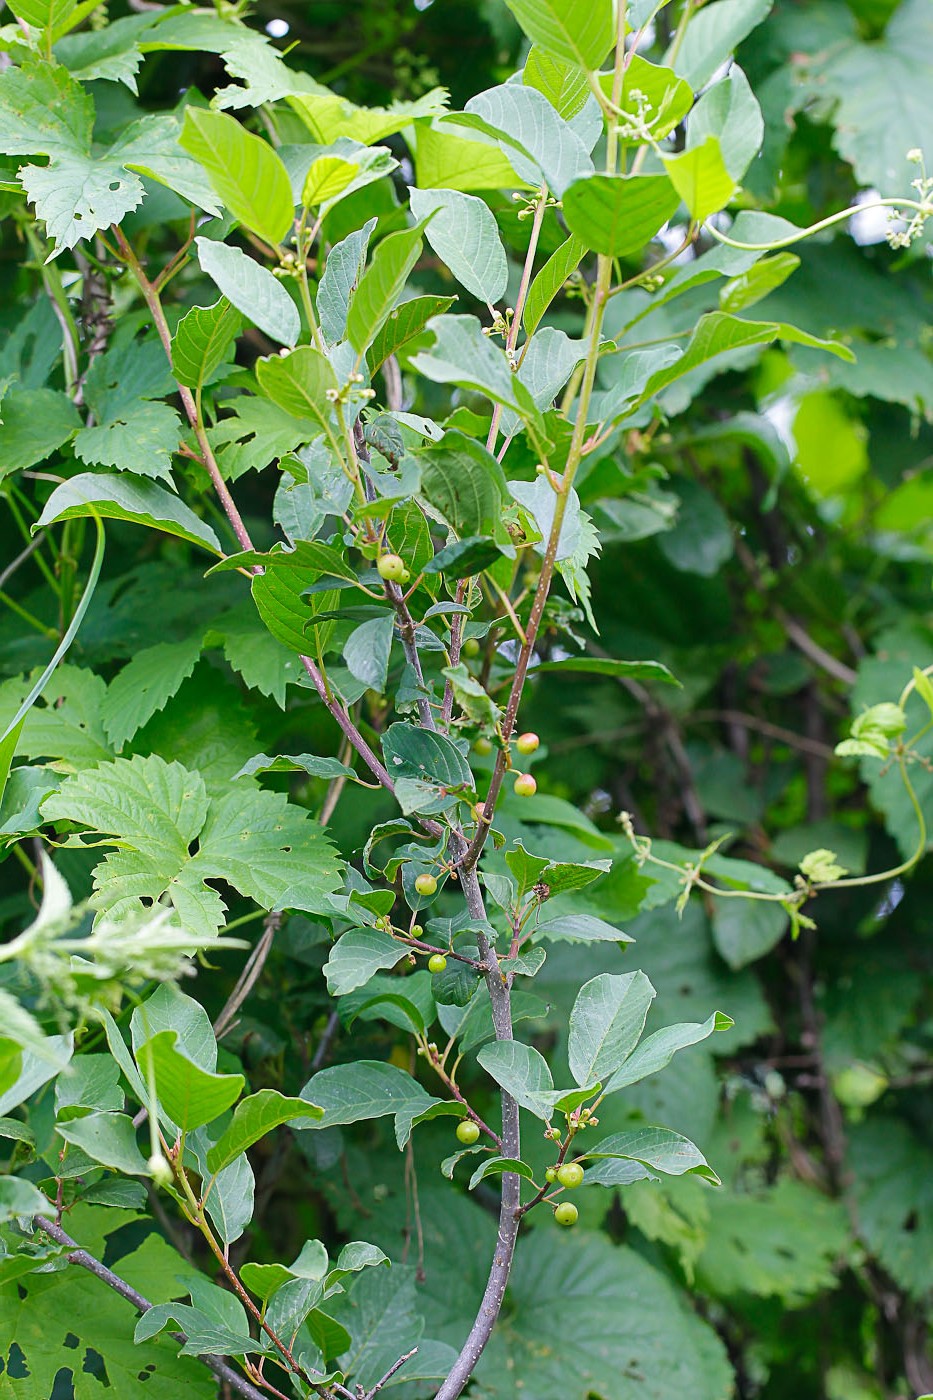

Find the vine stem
[[32, 1216, 268, 1400], [704, 196, 931, 251]]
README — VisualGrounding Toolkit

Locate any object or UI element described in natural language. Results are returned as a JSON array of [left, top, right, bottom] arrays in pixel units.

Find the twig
[[362, 1348, 417, 1399], [32, 1216, 266, 1400], [214, 911, 282, 1039], [0, 532, 46, 590]]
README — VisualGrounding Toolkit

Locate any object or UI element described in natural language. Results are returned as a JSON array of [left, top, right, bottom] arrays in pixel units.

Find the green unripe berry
[[428, 953, 447, 974], [399, 568, 411, 584], [410, 924, 423, 938], [513, 772, 537, 798], [473, 736, 493, 756], [544, 1167, 558, 1184], [515, 732, 540, 755], [462, 637, 481, 658], [557, 1162, 584, 1189], [377, 553, 407, 582], [554, 1202, 578, 1227], [456, 1120, 481, 1145], [414, 873, 438, 896]]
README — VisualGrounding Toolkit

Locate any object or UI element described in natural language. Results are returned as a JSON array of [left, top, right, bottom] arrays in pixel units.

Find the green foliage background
[[0, 1, 932, 1398]]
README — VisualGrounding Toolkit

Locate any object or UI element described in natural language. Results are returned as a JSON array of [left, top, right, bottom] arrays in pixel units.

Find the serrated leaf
[[179, 107, 294, 247], [73, 399, 182, 481], [0, 386, 81, 478], [41, 754, 343, 937], [20, 151, 144, 252], [409, 186, 507, 304], [101, 637, 203, 750], [196, 237, 300, 347], [36, 472, 222, 553]]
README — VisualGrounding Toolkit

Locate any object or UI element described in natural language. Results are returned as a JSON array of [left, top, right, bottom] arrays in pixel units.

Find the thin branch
[[0, 532, 46, 590], [362, 1348, 418, 1399], [214, 911, 282, 1039], [33, 1216, 266, 1400]]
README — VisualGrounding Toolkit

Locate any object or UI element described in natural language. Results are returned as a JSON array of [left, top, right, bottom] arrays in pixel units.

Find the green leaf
[[0, 1178, 54, 1224], [687, 65, 763, 182], [503, 0, 615, 70], [641, 311, 856, 402], [670, 0, 773, 90], [179, 107, 294, 247], [343, 613, 394, 693], [9, 0, 76, 31], [568, 971, 657, 1087], [523, 233, 587, 335], [409, 314, 516, 406], [255, 346, 338, 438], [382, 721, 474, 815], [534, 913, 634, 944], [54, 12, 154, 92], [324, 927, 409, 995], [562, 173, 681, 256], [413, 119, 524, 193], [35, 473, 222, 554], [234, 752, 356, 781], [42, 754, 343, 938], [457, 84, 594, 197], [418, 428, 511, 544], [302, 154, 358, 208], [0, 387, 81, 478], [608, 55, 693, 141], [697, 1178, 849, 1304], [136, 1028, 244, 1131], [20, 152, 144, 252], [100, 636, 203, 750], [317, 216, 377, 345], [55, 1110, 151, 1175], [0, 58, 92, 160], [373, 293, 456, 373], [524, 47, 592, 120], [206, 1090, 322, 1175], [531, 655, 680, 685], [476, 1040, 557, 1119], [718, 252, 800, 314], [409, 187, 507, 305], [663, 137, 737, 223], [297, 1060, 437, 1148], [346, 223, 425, 357], [195, 238, 299, 348], [73, 400, 181, 482], [468, 1156, 535, 1190], [604, 1010, 734, 1093], [584, 1127, 720, 1185], [171, 297, 242, 391]]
